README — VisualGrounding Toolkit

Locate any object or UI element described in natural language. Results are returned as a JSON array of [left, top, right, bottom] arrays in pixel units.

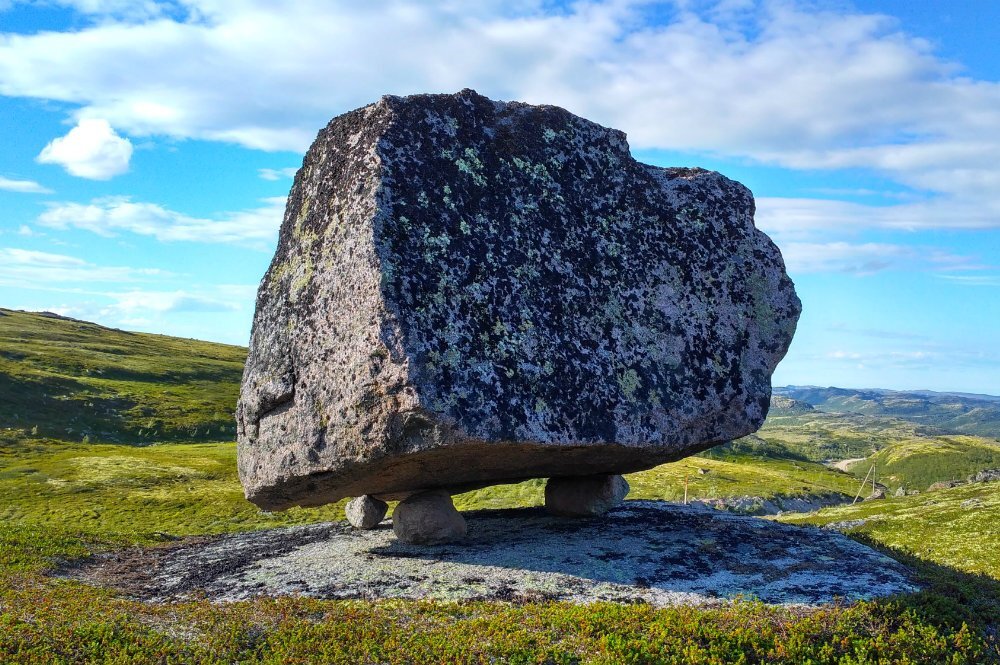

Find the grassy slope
[[0, 433, 346, 547], [0, 309, 245, 443], [778, 481, 1000, 579], [0, 431, 858, 550], [2, 427, 996, 663], [458, 454, 860, 511], [863, 435, 1000, 491]]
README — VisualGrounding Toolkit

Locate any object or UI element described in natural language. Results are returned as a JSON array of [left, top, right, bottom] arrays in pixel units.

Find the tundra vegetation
[[1, 309, 998, 662]]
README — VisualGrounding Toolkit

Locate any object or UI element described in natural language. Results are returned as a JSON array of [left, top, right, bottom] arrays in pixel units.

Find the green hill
[[778, 479, 1000, 578], [0, 309, 245, 443]]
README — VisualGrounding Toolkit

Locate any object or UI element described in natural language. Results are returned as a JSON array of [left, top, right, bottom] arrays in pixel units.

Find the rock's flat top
[[66, 502, 916, 606]]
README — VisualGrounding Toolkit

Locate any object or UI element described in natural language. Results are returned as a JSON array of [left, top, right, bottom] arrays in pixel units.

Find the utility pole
[[854, 463, 875, 504]]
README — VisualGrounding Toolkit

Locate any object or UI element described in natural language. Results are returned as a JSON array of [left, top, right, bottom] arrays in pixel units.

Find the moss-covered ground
[[2, 427, 997, 663]]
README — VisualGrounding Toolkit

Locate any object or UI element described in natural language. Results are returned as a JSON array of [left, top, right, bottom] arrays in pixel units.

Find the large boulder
[[236, 89, 800, 510]]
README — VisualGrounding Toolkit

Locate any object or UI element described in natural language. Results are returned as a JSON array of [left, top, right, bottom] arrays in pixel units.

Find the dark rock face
[[236, 89, 800, 510]]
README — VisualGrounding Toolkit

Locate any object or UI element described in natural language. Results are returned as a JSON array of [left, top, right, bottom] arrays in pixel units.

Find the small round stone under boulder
[[345, 495, 388, 530], [545, 474, 630, 517], [392, 490, 467, 544]]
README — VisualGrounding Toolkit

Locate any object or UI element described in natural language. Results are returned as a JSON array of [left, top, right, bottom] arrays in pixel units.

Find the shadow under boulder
[[64, 501, 918, 607]]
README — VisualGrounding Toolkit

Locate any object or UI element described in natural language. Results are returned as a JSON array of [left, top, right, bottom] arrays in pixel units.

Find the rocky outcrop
[[968, 469, 1000, 484], [928, 480, 963, 492], [63, 502, 919, 606], [545, 474, 629, 516], [769, 396, 814, 413], [692, 491, 851, 516], [236, 89, 800, 511]]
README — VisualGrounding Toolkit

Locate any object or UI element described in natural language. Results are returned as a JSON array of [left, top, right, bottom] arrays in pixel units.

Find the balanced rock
[[392, 490, 467, 545], [545, 474, 630, 517], [345, 495, 388, 530], [236, 89, 800, 511]]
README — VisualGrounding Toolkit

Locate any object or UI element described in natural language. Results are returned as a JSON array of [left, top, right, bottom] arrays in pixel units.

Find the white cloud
[[37, 196, 286, 248], [0, 2, 994, 157], [109, 289, 241, 314], [47, 0, 172, 21], [778, 240, 982, 276], [756, 196, 1000, 241], [1, 0, 997, 238], [36, 119, 133, 180], [0, 247, 165, 285], [936, 274, 1000, 287], [258, 167, 298, 181], [828, 350, 863, 360], [0, 175, 52, 194]]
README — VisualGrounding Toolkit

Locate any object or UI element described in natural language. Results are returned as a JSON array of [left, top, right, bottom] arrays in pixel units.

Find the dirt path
[[63, 501, 917, 607], [831, 457, 866, 472]]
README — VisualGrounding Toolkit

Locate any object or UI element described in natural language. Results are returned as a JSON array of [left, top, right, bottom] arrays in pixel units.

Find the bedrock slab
[[236, 89, 800, 510], [64, 502, 918, 606]]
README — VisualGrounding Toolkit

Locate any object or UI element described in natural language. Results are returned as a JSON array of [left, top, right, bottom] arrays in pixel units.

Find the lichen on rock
[[236, 89, 800, 510]]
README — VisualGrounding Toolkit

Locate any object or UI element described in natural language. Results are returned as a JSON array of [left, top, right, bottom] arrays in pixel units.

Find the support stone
[[345, 495, 389, 530], [392, 490, 467, 544], [545, 474, 630, 517]]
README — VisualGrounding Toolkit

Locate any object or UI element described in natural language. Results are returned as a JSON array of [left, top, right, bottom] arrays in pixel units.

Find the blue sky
[[0, 0, 997, 394]]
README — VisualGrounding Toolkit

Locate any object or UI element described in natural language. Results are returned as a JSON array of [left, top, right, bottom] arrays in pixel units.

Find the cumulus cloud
[[778, 240, 981, 276], [258, 167, 298, 181], [109, 290, 241, 314], [0, 2, 995, 178], [0, 244, 254, 340], [36, 119, 133, 179], [36, 196, 286, 248], [755, 196, 1000, 242], [2, 0, 998, 243], [0, 175, 52, 193]]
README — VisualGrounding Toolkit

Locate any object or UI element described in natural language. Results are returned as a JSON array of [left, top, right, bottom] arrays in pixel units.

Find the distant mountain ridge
[[775, 386, 1000, 439]]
